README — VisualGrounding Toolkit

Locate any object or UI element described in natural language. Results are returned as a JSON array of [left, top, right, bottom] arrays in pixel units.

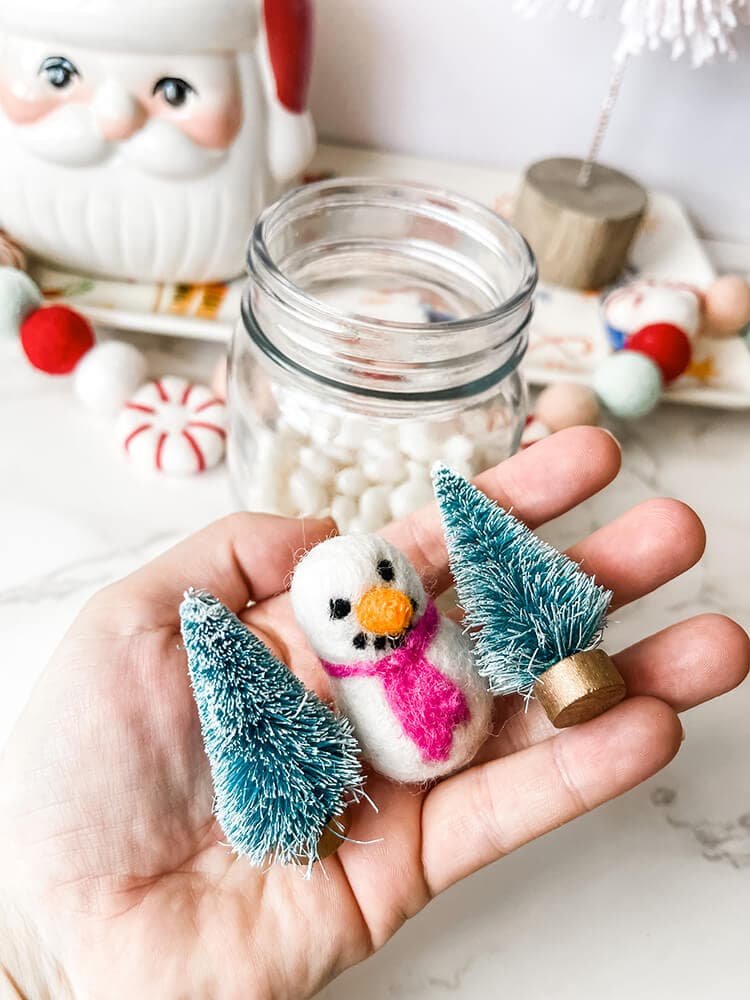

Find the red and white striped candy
[[116, 376, 227, 476]]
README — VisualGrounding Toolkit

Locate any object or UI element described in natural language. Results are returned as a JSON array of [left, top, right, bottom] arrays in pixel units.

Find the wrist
[[0, 895, 73, 1000]]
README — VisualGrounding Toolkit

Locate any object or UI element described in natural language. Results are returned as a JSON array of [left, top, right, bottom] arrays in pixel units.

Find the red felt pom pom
[[626, 322, 692, 384], [20, 305, 95, 375]]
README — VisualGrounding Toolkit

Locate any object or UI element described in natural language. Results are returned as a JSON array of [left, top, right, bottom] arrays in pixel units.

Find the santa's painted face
[[0, 35, 243, 177]]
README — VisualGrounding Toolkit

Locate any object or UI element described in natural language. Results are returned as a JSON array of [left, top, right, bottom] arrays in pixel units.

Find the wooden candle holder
[[533, 649, 626, 729], [513, 157, 647, 291]]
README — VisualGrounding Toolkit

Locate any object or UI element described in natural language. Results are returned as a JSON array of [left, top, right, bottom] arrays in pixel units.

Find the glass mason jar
[[228, 178, 537, 532]]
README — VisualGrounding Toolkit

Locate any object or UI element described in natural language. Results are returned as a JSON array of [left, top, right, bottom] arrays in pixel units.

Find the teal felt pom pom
[[432, 464, 612, 698], [180, 589, 365, 872], [593, 350, 662, 419], [0, 267, 42, 340]]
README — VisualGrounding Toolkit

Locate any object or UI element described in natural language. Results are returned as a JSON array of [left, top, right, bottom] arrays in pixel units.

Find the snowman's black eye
[[329, 598, 351, 620], [377, 559, 395, 583]]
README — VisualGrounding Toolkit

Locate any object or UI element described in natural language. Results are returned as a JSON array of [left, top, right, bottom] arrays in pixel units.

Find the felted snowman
[[291, 535, 493, 784], [0, 0, 314, 284]]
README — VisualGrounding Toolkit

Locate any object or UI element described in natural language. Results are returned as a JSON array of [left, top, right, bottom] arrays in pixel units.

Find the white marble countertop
[[1, 329, 749, 1000]]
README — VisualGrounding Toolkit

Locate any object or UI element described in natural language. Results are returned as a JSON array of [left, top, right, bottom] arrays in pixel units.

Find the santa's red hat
[[0, 0, 313, 114], [264, 0, 313, 114]]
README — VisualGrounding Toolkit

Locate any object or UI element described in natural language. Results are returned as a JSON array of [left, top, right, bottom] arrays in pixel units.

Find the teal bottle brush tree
[[432, 464, 626, 728], [179, 589, 365, 874]]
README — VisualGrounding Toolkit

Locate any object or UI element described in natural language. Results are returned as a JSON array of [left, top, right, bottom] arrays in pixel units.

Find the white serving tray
[[30, 143, 750, 410]]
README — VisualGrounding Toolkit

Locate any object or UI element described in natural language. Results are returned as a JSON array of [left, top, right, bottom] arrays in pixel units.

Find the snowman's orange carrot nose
[[356, 587, 413, 637]]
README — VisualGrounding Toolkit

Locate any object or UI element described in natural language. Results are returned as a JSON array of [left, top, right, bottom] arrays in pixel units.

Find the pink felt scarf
[[321, 602, 470, 763]]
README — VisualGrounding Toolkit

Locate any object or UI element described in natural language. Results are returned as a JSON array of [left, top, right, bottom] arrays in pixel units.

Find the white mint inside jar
[[228, 177, 538, 532]]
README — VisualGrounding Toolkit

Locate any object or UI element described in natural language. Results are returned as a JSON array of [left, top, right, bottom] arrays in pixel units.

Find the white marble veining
[[1, 332, 749, 999]]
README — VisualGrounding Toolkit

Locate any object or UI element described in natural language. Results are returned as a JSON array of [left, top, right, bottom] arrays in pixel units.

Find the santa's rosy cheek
[[0, 83, 88, 124], [176, 108, 243, 149]]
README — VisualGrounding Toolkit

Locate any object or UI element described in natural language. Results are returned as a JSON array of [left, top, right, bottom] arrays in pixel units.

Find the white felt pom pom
[[0, 267, 42, 339], [117, 376, 227, 475], [290, 534, 492, 782], [73, 340, 148, 415]]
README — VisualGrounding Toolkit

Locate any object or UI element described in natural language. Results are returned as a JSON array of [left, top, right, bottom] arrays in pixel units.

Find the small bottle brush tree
[[180, 590, 365, 873], [432, 465, 626, 727]]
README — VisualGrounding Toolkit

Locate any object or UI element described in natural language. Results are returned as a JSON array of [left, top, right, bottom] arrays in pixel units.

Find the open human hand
[[1, 427, 747, 999]]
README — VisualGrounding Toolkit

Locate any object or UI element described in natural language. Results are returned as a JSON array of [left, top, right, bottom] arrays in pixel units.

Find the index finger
[[382, 426, 622, 593], [92, 513, 337, 628]]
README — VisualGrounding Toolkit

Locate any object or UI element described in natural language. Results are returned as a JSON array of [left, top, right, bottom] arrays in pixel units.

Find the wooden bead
[[535, 382, 600, 432], [533, 650, 626, 728], [703, 275, 750, 338], [513, 157, 647, 290]]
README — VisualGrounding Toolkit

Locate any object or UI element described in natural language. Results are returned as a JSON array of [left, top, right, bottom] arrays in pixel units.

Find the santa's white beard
[[0, 92, 273, 283]]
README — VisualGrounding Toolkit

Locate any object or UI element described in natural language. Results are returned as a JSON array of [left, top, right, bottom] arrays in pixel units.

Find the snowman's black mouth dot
[[352, 633, 367, 650], [373, 636, 387, 651]]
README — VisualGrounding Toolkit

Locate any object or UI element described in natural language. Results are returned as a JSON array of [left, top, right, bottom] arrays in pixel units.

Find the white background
[[310, 0, 750, 242]]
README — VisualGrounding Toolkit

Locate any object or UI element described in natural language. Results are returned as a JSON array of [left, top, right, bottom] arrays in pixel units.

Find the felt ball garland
[[626, 322, 692, 383], [21, 305, 96, 374], [3, 267, 227, 475], [595, 274, 750, 420]]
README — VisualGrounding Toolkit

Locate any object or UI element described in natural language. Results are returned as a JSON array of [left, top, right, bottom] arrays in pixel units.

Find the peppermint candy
[[117, 376, 227, 475]]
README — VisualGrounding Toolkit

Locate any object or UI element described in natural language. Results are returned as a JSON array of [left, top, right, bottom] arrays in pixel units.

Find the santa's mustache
[[15, 104, 227, 178]]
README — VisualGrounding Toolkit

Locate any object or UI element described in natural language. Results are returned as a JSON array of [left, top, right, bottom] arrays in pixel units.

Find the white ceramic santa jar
[[0, 0, 315, 283]]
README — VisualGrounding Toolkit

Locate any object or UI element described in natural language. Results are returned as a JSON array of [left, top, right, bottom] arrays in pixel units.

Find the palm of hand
[[0, 430, 746, 1000]]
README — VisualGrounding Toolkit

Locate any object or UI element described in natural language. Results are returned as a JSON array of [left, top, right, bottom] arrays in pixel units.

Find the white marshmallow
[[331, 495, 358, 532], [289, 469, 329, 516], [358, 485, 391, 531], [398, 421, 445, 462], [361, 454, 406, 485], [298, 446, 337, 484], [443, 433, 476, 466], [335, 466, 369, 497], [389, 474, 435, 520]]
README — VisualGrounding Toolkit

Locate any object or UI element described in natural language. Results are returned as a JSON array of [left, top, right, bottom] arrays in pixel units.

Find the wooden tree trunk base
[[534, 650, 626, 729], [513, 157, 647, 291]]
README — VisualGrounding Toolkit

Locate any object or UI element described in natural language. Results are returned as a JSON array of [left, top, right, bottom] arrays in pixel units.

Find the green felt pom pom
[[0, 267, 42, 340], [593, 350, 663, 419]]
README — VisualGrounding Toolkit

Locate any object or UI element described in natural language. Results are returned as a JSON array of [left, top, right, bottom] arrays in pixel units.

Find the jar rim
[[247, 176, 538, 334]]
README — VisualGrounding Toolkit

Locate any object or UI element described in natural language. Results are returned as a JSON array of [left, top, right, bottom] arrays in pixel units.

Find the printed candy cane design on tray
[[116, 376, 227, 475]]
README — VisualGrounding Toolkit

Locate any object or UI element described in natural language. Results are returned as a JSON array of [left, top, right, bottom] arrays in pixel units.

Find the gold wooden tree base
[[314, 808, 352, 862], [534, 650, 626, 729]]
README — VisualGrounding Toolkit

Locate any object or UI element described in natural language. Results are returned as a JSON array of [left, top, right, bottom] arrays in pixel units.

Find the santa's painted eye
[[329, 598, 351, 620], [153, 77, 196, 108], [39, 56, 80, 90], [377, 559, 395, 583]]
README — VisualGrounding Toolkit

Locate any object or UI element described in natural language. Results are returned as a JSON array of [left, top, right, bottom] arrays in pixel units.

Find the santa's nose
[[94, 80, 147, 141], [356, 587, 413, 637]]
